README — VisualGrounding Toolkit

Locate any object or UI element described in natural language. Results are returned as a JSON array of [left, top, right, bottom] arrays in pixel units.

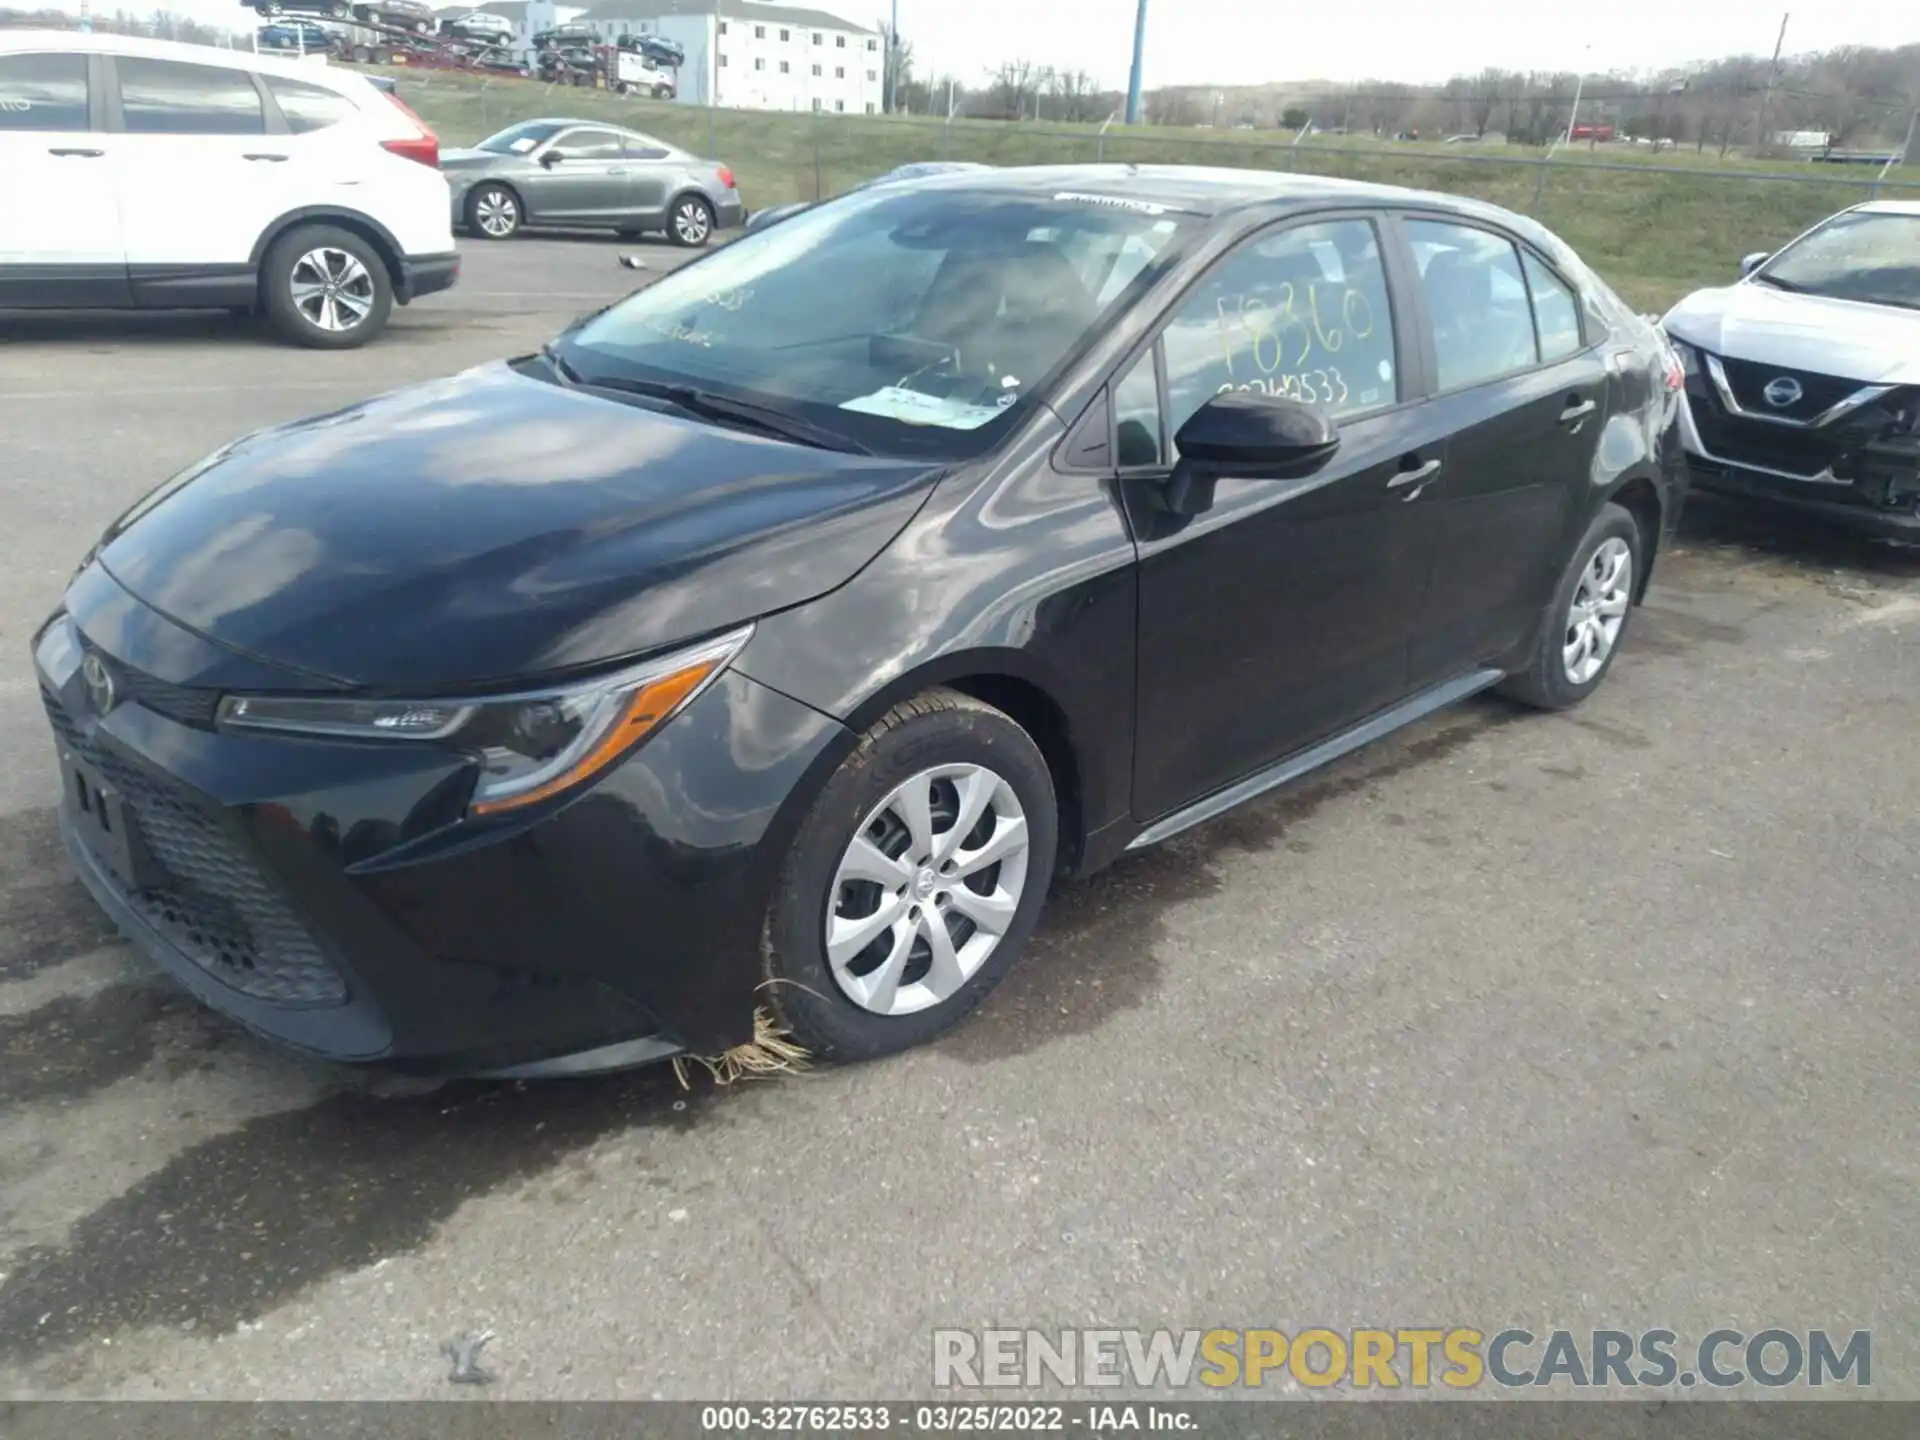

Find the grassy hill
[[391, 67, 1920, 312]]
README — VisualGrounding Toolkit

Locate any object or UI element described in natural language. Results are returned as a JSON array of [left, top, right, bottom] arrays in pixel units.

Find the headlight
[[217, 625, 752, 816]]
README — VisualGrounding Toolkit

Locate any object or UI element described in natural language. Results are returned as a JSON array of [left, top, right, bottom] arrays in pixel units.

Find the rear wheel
[[260, 224, 391, 350], [763, 689, 1058, 1063], [668, 193, 713, 247], [1500, 502, 1642, 710], [465, 183, 521, 240]]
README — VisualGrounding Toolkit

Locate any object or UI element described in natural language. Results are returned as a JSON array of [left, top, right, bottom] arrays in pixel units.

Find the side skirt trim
[[1127, 667, 1506, 851]]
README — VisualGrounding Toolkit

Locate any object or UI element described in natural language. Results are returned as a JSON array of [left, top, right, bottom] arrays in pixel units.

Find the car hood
[[1662, 283, 1920, 385], [94, 362, 944, 689]]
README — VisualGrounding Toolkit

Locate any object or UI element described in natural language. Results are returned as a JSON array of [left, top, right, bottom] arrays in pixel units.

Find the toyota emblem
[[1762, 375, 1804, 409], [81, 652, 117, 715]]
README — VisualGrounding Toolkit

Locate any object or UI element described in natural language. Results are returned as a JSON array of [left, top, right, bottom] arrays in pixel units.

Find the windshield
[[476, 121, 567, 155], [1759, 211, 1920, 310], [562, 188, 1196, 459]]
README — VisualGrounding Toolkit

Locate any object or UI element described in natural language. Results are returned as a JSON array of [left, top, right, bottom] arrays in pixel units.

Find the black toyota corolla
[[36, 166, 1686, 1076]]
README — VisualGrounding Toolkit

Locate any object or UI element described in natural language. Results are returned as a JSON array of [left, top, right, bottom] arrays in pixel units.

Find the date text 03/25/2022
[[699, 1404, 1196, 1433]]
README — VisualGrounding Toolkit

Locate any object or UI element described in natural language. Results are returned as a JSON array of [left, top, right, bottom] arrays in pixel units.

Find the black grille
[[95, 654, 220, 727], [44, 692, 347, 1007], [1716, 356, 1863, 423], [1686, 380, 1846, 479]]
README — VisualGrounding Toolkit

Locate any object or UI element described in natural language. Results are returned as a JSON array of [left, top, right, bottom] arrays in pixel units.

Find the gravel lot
[[1, 236, 1916, 1401]]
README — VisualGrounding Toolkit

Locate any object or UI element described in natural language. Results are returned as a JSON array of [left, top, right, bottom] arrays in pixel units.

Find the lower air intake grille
[[44, 692, 347, 1006]]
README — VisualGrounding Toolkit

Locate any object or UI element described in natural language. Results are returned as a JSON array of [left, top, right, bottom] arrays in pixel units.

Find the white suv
[[0, 31, 458, 347]]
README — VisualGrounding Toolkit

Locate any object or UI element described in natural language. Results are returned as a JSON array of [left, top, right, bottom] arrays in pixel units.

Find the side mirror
[[1739, 251, 1770, 278], [541, 149, 566, 168], [1163, 391, 1339, 515]]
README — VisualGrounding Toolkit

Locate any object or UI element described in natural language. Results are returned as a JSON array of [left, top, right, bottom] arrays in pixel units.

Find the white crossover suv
[[0, 31, 458, 347]]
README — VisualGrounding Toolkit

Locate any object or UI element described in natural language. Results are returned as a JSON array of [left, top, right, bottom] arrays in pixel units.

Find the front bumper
[[1676, 389, 1920, 539], [400, 250, 460, 304], [33, 572, 847, 1073]]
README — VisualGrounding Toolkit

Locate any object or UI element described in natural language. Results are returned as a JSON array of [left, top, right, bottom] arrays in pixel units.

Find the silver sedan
[[440, 118, 747, 246]]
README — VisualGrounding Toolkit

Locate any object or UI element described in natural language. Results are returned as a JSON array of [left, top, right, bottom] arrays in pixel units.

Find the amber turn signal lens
[[469, 659, 721, 816]]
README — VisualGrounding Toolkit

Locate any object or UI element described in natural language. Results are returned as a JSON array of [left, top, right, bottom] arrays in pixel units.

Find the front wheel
[[668, 193, 714, 247], [260, 224, 392, 349], [1500, 502, 1642, 710], [763, 689, 1058, 1063]]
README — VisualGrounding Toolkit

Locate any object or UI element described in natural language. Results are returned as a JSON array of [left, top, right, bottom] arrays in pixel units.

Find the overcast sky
[[879, 0, 1904, 90], [144, 0, 1910, 91]]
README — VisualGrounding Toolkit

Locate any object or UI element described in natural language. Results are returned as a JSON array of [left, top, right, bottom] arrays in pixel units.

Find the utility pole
[[1751, 11, 1789, 155], [885, 0, 897, 114], [1124, 0, 1147, 126]]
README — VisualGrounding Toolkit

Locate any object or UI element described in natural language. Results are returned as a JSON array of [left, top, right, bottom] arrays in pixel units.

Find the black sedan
[[36, 167, 1685, 1077]]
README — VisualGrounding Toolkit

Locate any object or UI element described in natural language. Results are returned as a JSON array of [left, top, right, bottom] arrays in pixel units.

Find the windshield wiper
[[1749, 273, 1799, 293], [565, 368, 871, 455], [541, 341, 586, 384]]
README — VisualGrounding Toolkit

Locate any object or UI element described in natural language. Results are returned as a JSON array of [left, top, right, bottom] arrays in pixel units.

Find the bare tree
[[1048, 68, 1103, 124], [986, 59, 1039, 121], [1145, 88, 1201, 127]]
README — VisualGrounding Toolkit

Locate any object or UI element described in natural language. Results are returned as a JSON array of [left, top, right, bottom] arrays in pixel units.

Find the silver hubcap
[[289, 247, 374, 333], [475, 191, 518, 237], [826, 764, 1031, 1017], [675, 201, 710, 243], [1564, 536, 1632, 685]]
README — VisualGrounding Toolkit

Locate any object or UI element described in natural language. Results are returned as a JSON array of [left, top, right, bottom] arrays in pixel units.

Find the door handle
[[48, 147, 105, 157], [607, 167, 630, 175], [1559, 398, 1597, 424], [1387, 458, 1443, 490], [244, 153, 290, 162]]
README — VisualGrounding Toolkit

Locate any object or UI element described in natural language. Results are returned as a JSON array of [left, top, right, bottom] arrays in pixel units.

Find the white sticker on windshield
[[509, 137, 538, 154], [1053, 191, 1169, 216], [839, 387, 1004, 430]]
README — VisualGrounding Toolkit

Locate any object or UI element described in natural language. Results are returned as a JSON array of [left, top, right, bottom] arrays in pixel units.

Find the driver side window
[[553, 128, 622, 160], [1160, 218, 1399, 445]]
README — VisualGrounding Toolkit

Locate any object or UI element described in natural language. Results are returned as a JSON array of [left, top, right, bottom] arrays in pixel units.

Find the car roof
[[0, 27, 369, 87], [901, 163, 1541, 228], [1856, 199, 1920, 216]]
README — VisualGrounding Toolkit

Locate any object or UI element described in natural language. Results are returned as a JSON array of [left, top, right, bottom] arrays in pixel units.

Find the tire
[[653, 85, 672, 99], [260, 224, 393, 350], [1499, 502, 1642, 711], [465, 182, 522, 240], [668, 193, 714, 247], [763, 689, 1058, 1064]]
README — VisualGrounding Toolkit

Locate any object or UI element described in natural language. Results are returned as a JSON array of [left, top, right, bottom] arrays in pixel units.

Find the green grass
[[390, 67, 1920, 313]]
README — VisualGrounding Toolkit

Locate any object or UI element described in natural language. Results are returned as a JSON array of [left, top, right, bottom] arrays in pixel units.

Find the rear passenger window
[[0, 52, 89, 132], [117, 58, 263, 135], [266, 76, 355, 134], [1521, 252, 1584, 362], [1160, 218, 1398, 437], [1408, 220, 1539, 390]]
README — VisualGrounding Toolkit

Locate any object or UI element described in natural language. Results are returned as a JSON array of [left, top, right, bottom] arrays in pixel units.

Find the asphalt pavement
[[1, 235, 1916, 1401]]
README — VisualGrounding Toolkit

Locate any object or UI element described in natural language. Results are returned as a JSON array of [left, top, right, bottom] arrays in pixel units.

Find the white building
[[574, 0, 883, 114]]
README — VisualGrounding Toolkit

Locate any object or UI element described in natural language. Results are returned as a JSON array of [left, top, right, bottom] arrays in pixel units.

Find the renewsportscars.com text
[[932, 1327, 1871, 1390]]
